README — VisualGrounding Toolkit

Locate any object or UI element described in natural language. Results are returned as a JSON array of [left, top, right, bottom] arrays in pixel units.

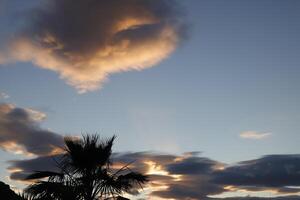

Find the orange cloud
[[0, 0, 185, 93]]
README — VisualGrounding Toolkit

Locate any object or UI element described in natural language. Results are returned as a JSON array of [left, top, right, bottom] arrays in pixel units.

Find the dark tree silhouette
[[25, 135, 148, 200], [0, 181, 25, 200]]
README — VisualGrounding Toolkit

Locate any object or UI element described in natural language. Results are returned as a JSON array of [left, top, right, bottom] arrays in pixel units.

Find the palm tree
[[25, 135, 148, 200]]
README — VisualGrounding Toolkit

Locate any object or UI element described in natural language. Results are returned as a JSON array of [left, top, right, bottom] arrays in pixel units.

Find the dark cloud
[[115, 153, 300, 199], [27, 0, 184, 56], [166, 156, 219, 175], [152, 175, 224, 200], [150, 155, 224, 199], [7, 152, 300, 199], [8, 154, 61, 181], [2, 119, 300, 200], [0, 103, 64, 156], [208, 196, 300, 200], [213, 155, 300, 187], [0, 0, 186, 92]]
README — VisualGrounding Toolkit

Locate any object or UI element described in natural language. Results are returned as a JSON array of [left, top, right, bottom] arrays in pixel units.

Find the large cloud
[[8, 151, 300, 199], [0, 0, 185, 93], [213, 154, 300, 188], [0, 103, 64, 156]]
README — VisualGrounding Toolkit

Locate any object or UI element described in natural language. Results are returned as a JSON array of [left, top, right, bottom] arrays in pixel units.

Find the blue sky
[[0, 0, 300, 199]]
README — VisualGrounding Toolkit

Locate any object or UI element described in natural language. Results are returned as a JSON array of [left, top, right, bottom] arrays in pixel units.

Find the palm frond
[[24, 134, 147, 200], [25, 181, 81, 200], [117, 172, 148, 185]]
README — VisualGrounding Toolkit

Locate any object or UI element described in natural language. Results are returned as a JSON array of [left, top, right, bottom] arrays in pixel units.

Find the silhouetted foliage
[[25, 134, 148, 200], [0, 181, 25, 200]]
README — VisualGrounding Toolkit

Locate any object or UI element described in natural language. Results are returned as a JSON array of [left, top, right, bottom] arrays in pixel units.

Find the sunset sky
[[1, 0, 300, 199]]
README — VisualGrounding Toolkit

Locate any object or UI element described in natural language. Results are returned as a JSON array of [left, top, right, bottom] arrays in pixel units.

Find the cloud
[[8, 154, 62, 181], [0, 92, 9, 100], [213, 155, 300, 188], [107, 153, 300, 199], [10, 151, 300, 199], [208, 196, 300, 200], [0, 0, 186, 93], [240, 131, 272, 140], [9, 151, 224, 199], [1, 106, 298, 199], [166, 156, 219, 175], [0, 103, 64, 156]]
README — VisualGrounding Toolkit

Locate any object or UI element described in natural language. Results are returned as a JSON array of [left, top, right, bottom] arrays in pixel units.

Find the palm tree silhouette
[[25, 135, 148, 200]]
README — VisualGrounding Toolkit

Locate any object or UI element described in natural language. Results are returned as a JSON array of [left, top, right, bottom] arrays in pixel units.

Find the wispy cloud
[[239, 131, 272, 140], [0, 0, 186, 93], [0, 92, 9, 100]]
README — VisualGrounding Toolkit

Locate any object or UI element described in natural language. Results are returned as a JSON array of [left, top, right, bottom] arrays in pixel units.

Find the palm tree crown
[[25, 134, 148, 200]]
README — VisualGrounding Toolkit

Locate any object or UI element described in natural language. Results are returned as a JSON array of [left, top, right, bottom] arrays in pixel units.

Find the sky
[[0, 0, 300, 199]]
